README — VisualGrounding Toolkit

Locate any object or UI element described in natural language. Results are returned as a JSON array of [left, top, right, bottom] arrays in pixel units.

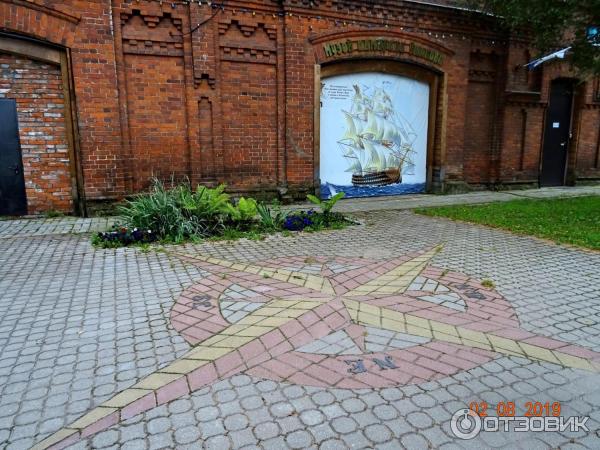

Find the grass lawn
[[414, 195, 600, 250]]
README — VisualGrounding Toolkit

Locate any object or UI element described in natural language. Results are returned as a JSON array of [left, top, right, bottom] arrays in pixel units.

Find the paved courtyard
[[1, 191, 600, 449]]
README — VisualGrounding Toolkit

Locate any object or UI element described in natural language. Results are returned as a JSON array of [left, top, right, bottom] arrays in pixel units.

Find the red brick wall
[[125, 54, 188, 191], [0, 52, 72, 213], [1, 0, 599, 214]]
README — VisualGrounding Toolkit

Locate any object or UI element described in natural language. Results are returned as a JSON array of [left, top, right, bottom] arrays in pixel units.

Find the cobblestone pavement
[[1, 199, 600, 449]]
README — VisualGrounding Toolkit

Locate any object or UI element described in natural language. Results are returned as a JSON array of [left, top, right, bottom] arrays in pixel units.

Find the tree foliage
[[465, 0, 600, 75]]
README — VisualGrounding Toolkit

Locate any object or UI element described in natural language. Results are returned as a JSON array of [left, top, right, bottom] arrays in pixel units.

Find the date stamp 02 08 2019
[[450, 401, 591, 440]]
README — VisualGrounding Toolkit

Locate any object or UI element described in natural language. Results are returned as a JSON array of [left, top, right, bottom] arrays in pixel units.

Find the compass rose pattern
[[33, 246, 600, 450]]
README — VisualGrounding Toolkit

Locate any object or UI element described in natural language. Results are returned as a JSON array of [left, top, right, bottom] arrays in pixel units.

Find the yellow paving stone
[[197, 334, 229, 347], [431, 322, 459, 337], [185, 346, 232, 360], [30, 429, 79, 450], [258, 270, 275, 278], [553, 351, 597, 371], [487, 335, 525, 356], [231, 263, 248, 271], [373, 285, 402, 294], [381, 317, 407, 333], [214, 335, 254, 348], [460, 337, 493, 351], [518, 343, 561, 364], [357, 310, 381, 326], [134, 373, 184, 390], [382, 309, 405, 323], [220, 324, 248, 335], [272, 272, 290, 282], [244, 266, 261, 274], [69, 406, 118, 430], [404, 314, 431, 330], [289, 273, 309, 282], [457, 328, 490, 346], [160, 359, 208, 375], [268, 299, 300, 308], [359, 302, 382, 315], [236, 315, 264, 325], [102, 388, 152, 408], [257, 316, 289, 327], [406, 324, 433, 338], [253, 307, 285, 316], [432, 331, 462, 344], [289, 301, 324, 310], [234, 325, 273, 337]]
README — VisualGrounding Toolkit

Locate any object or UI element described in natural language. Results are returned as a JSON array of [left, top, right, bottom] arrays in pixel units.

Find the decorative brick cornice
[[1, 0, 81, 24]]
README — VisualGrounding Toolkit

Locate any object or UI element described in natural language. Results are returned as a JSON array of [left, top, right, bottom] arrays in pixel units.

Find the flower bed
[[92, 180, 352, 248]]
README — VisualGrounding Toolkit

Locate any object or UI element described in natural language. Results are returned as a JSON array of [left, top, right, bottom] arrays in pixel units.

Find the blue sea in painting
[[322, 182, 426, 199]]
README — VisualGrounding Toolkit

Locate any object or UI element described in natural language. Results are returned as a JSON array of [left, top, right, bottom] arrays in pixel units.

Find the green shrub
[[117, 179, 230, 242], [256, 201, 287, 230], [225, 197, 258, 223], [306, 192, 345, 215], [97, 180, 354, 247]]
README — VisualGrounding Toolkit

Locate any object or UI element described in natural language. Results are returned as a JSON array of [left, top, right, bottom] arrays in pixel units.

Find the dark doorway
[[540, 79, 574, 187], [0, 99, 27, 215]]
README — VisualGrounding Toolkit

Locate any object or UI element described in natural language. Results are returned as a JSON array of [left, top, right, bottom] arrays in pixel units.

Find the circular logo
[[450, 408, 482, 440]]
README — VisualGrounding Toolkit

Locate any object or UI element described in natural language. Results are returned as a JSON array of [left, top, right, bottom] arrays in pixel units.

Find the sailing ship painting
[[320, 73, 429, 199]]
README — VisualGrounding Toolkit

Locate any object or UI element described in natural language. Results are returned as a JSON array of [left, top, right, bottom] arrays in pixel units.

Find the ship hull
[[351, 168, 401, 187]]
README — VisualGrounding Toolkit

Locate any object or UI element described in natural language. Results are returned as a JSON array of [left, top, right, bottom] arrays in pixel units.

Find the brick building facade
[[0, 0, 599, 215]]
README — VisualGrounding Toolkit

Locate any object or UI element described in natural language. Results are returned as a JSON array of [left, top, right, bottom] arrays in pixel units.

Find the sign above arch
[[311, 30, 453, 68]]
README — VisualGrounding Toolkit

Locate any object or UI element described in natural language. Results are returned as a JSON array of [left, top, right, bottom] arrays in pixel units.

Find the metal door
[[0, 99, 27, 215], [540, 80, 573, 187]]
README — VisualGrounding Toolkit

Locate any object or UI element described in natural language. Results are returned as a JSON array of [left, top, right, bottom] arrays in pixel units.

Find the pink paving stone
[[324, 312, 346, 330], [298, 353, 328, 363], [245, 352, 271, 368], [277, 352, 313, 370], [378, 367, 416, 385], [408, 346, 442, 360], [415, 357, 458, 376], [196, 320, 227, 333], [187, 362, 218, 391], [260, 329, 285, 348], [314, 304, 336, 318], [456, 349, 496, 365], [559, 345, 600, 359], [80, 411, 120, 438], [427, 341, 462, 355], [47, 431, 81, 450], [121, 392, 156, 421], [180, 333, 200, 345], [262, 359, 298, 378], [269, 340, 293, 358], [334, 378, 372, 389], [280, 320, 304, 339], [440, 353, 480, 371], [298, 311, 319, 328], [415, 309, 453, 321], [397, 362, 436, 380], [303, 364, 344, 385], [288, 330, 314, 348], [215, 351, 245, 377], [440, 315, 475, 326], [521, 336, 570, 350], [239, 339, 267, 362], [181, 326, 213, 342], [246, 365, 285, 381], [287, 371, 328, 387], [349, 370, 395, 388], [307, 320, 333, 339], [463, 321, 504, 332], [156, 377, 190, 405]]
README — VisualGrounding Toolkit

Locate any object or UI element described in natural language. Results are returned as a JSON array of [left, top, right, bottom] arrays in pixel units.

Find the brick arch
[[314, 58, 446, 195], [0, 1, 80, 47]]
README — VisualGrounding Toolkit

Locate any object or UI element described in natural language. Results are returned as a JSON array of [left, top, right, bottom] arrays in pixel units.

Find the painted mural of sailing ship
[[338, 85, 417, 186]]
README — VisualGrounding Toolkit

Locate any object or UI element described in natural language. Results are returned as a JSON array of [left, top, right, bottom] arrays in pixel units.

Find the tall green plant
[[306, 192, 345, 215]]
